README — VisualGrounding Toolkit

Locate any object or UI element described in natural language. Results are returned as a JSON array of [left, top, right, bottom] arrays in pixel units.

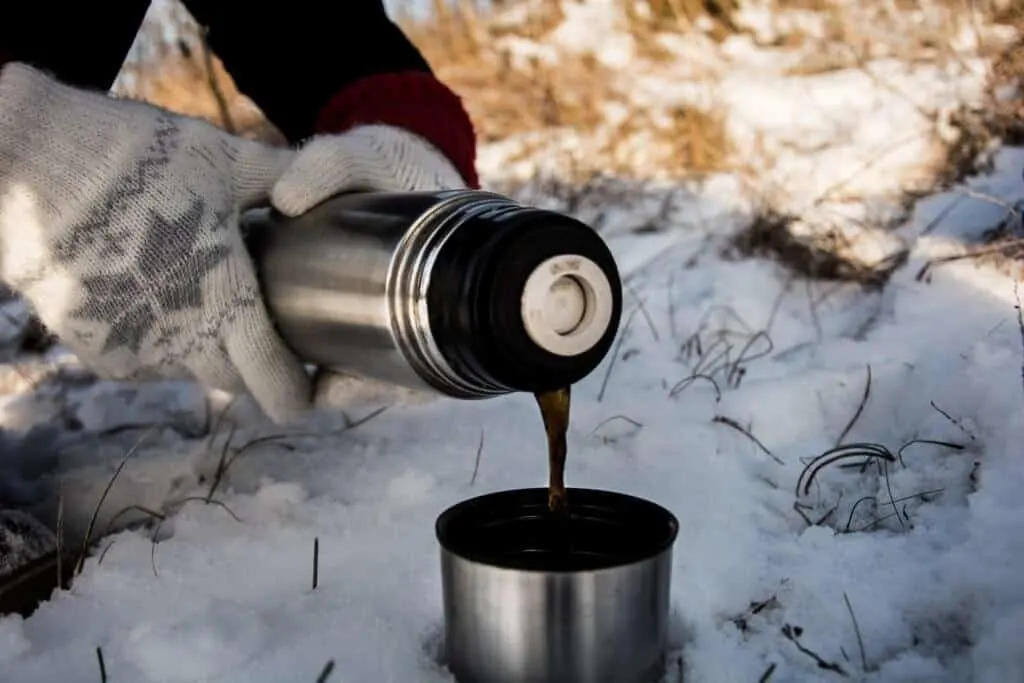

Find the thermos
[[240, 189, 623, 398]]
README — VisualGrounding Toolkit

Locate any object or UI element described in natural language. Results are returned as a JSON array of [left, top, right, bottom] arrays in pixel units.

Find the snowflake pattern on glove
[[71, 197, 231, 355], [9, 107, 268, 385]]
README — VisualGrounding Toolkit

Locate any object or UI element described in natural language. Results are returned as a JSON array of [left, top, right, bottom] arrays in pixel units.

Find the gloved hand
[[269, 123, 471, 407], [269, 122, 468, 217], [0, 62, 467, 423], [0, 61, 310, 423]]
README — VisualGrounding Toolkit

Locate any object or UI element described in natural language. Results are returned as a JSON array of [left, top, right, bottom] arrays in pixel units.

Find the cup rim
[[435, 487, 679, 573]]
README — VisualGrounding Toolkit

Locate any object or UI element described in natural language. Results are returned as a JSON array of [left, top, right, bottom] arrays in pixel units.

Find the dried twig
[[96, 646, 108, 683], [77, 427, 158, 575], [198, 26, 236, 134], [96, 505, 167, 565], [312, 537, 320, 591], [895, 439, 964, 465], [56, 480, 64, 589], [711, 415, 783, 464], [915, 237, 1024, 281], [597, 305, 641, 402], [805, 279, 823, 342], [625, 284, 660, 342], [726, 329, 773, 389], [780, 624, 847, 677], [1016, 282, 1024, 397], [175, 496, 242, 522], [146, 497, 241, 577], [316, 660, 335, 683], [206, 423, 238, 502], [796, 443, 896, 498], [586, 415, 643, 438], [668, 373, 722, 401], [470, 431, 484, 486], [206, 405, 391, 500], [835, 365, 872, 447], [843, 592, 869, 673], [843, 488, 945, 533], [929, 400, 977, 441], [765, 274, 795, 334]]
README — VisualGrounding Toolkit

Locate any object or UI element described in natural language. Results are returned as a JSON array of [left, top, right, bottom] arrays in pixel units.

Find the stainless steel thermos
[[240, 189, 623, 398]]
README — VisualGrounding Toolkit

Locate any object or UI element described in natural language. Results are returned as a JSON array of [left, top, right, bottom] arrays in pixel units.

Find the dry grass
[[113, 0, 1018, 186], [113, 2, 285, 145], [397, 1, 734, 180], [985, 3, 1024, 145]]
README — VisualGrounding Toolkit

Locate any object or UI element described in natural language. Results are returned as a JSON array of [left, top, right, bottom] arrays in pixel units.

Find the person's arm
[[182, 0, 480, 187]]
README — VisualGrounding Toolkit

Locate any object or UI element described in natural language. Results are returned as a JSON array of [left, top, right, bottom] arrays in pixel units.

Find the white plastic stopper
[[520, 254, 614, 357]]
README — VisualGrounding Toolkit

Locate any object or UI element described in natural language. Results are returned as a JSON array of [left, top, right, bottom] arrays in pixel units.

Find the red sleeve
[[313, 71, 480, 189]]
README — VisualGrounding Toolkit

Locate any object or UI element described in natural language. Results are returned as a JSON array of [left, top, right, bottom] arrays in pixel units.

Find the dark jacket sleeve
[[183, 0, 479, 186]]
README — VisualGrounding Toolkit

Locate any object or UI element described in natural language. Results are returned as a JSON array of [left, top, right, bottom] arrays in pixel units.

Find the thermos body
[[241, 189, 623, 398]]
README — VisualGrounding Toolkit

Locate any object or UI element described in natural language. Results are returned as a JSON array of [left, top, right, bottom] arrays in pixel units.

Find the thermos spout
[[241, 189, 623, 398]]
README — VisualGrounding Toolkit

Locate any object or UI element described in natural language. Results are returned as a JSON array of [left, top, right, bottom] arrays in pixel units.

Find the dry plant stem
[[796, 443, 897, 497], [76, 427, 158, 575], [915, 237, 1024, 280], [469, 431, 484, 486], [765, 274, 795, 336], [929, 400, 977, 441], [843, 592, 870, 672], [919, 195, 968, 237], [205, 395, 239, 452], [97, 504, 167, 550], [805, 279, 823, 342], [668, 373, 722, 401], [667, 271, 679, 341], [198, 25, 236, 134], [96, 646, 108, 683], [780, 624, 848, 677], [206, 423, 238, 502], [726, 330, 774, 388], [206, 405, 390, 500], [806, 131, 929, 212], [758, 662, 777, 683], [896, 439, 964, 465], [586, 414, 643, 437], [96, 509, 165, 566], [312, 537, 319, 591], [711, 415, 783, 464], [835, 364, 872, 447], [597, 305, 641, 402], [316, 660, 336, 683], [56, 481, 64, 590], [1016, 282, 1024, 397], [844, 487, 945, 533], [147, 497, 241, 577], [626, 285, 660, 341]]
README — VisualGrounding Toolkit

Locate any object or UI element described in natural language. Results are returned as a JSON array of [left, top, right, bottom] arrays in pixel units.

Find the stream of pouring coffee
[[534, 386, 571, 514]]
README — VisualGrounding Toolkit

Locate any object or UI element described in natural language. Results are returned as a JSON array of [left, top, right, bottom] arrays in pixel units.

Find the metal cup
[[436, 488, 679, 683]]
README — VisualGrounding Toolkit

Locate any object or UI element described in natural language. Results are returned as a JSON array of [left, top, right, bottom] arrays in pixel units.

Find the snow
[[2, 1, 1024, 682]]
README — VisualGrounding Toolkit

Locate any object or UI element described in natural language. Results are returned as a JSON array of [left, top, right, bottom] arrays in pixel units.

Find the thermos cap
[[519, 254, 615, 357]]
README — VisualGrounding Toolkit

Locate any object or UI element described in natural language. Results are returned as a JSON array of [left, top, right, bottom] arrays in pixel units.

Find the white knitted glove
[[0, 62, 311, 423], [270, 123, 469, 216], [0, 63, 468, 423]]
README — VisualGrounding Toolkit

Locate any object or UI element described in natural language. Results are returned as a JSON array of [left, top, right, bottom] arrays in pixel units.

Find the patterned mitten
[[0, 62, 311, 423]]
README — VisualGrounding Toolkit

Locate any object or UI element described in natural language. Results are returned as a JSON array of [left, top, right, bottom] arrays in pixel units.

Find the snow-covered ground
[[1, 2, 1023, 682]]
